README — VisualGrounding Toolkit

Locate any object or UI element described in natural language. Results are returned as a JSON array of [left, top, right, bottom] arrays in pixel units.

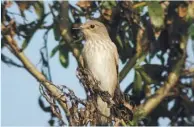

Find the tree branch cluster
[[2, 1, 194, 126]]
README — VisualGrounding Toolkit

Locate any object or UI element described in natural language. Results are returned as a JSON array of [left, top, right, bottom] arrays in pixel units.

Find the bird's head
[[78, 20, 110, 40]]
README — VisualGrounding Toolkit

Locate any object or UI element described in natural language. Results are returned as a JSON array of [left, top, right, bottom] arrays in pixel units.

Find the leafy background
[[1, 1, 194, 126]]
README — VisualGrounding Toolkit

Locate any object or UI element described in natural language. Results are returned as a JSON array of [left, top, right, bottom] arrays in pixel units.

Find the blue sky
[[1, 1, 194, 126]]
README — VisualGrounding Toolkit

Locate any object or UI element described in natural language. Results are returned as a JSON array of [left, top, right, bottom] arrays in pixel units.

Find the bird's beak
[[72, 27, 80, 30], [72, 25, 83, 30]]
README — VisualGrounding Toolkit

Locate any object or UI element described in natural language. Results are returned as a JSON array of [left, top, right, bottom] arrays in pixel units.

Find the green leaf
[[133, 70, 143, 96], [188, 24, 194, 40], [109, 1, 117, 7], [186, 2, 194, 22], [22, 39, 28, 49], [135, 53, 147, 67], [20, 2, 44, 50], [50, 45, 60, 57], [137, 64, 166, 84], [59, 45, 69, 68], [116, 35, 123, 49], [156, 54, 165, 65], [1, 38, 5, 49], [139, 69, 154, 84], [33, 1, 44, 19], [147, 1, 164, 30], [128, 121, 136, 126], [22, 35, 33, 50], [101, 1, 116, 9]]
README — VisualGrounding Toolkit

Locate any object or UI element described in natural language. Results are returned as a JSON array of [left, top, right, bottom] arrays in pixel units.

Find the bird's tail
[[97, 97, 110, 125]]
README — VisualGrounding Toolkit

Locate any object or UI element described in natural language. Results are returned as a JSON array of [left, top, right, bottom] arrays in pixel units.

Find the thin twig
[[2, 23, 71, 122]]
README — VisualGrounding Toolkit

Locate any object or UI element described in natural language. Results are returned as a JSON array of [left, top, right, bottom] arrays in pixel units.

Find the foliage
[[1, 1, 194, 126]]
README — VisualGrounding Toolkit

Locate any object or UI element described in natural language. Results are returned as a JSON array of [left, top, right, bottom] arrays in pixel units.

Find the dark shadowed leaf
[[50, 45, 60, 57], [22, 35, 33, 50], [133, 70, 143, 96], [139, 64, 166, 84], [1, 53, 23, 68], [22, 39, 28, 50], [1, 37, 6, 49], [156, 54, 165, 65], [181, 95, 194, 116], [59, 45, 69, 68], [38, 96, 51, 112], [33, 1, 44, 19], [189, 24, 194, 40], [124, 82, 133, 94], [48, 119, 55, 126]]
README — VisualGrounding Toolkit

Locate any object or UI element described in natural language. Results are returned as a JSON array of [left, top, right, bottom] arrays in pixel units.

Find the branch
[[119, 28, 147, 83], [3, 29, 70, 121], [3, 21, 134, 125], [59, 2, 81, 64], [49, 2, 81, 65], [136, 36, 187, 117], [119, 54, 139, 83]]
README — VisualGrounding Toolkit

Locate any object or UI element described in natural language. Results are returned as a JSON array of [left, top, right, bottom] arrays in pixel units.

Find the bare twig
[[2, 23, 70, 123]]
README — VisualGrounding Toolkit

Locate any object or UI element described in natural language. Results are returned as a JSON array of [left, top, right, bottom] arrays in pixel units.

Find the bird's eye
[[90, 24, 95, 29]]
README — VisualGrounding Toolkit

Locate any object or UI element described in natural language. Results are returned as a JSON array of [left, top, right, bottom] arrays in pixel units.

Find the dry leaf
[[16, 1, 31, 11], [188, 1, 194, 18], [5, 1, 13, 8], [178, 4, 188, 18], [167, 19, 173, 25], [76, 0, 91, 9], [161, 1, 170, 11], [102, 9, 112, 21]]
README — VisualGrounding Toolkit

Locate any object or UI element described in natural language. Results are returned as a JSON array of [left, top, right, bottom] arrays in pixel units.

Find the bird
[[79, 20, 119, 125]]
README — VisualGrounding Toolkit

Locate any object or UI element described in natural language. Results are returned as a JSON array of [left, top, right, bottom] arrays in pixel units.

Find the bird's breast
[[82, 40, 117, 95]]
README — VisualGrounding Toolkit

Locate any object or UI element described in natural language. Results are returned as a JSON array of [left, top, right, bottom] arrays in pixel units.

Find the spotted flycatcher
[[79, 20, 119, 125]]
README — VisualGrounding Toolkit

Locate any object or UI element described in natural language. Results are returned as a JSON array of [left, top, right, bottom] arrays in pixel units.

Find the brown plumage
[[80, 20, 119, 125]]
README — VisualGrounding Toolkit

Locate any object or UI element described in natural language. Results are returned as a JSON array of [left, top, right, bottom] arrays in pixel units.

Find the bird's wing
[[78, 54, 85, 68], [112, 42, 119, 77], [112, 42, 124, 104]]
